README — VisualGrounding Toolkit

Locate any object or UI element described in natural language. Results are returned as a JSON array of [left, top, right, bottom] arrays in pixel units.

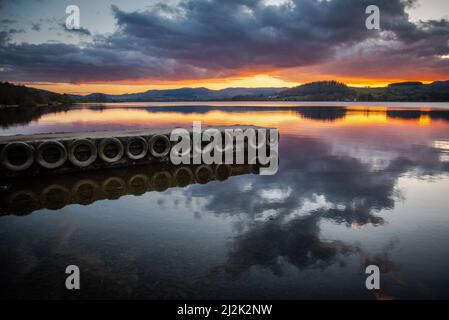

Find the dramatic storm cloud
[[0, 0, 448, 84]]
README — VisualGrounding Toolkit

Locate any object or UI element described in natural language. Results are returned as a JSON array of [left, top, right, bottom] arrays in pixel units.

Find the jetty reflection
[[0, 163, 259, 216]]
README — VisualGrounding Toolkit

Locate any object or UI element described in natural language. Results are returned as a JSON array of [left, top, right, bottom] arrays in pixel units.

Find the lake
[[1, 102, 449, 299]]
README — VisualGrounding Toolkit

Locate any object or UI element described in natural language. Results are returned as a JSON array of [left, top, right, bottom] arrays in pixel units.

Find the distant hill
[[430, 80, 449, 87], [2, 80, 449, 105], [277, 80, 449, 102], [388, 82, 423, 87], [355, 80, 449, 102], [69, 87, 287, 102], [0, 82, 73, 107], [278, 81, 357, 101]]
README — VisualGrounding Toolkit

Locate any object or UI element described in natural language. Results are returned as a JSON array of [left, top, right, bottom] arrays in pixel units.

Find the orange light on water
[[418, 114, 431, 126], [37, 107, 447, 140], [340, 112, 388, 125], [41, 109, 300, 128]]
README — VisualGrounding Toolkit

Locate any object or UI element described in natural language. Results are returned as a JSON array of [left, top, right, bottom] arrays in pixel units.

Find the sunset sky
[[0, 0, 448, 94]]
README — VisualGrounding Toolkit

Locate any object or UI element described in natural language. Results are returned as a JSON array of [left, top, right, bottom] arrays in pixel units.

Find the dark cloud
[[0, 41, 217, 82], [0, 0, 448, 82], [31, 23, 41, 32], [59, 23, 91, 36], [0, 28, 24, 45], [0, 31, 8, 44], [108, 0, 371, 70], [0, 19, 17, 24]]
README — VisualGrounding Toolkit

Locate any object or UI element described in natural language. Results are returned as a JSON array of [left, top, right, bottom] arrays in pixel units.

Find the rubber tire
[[0, 142, 34, 171], [98, 138, 124, 163], [148, 135, 171, 158], [68, 139, 97, 168], [125, 136, 148, 160], [36, 140, 67, 169]]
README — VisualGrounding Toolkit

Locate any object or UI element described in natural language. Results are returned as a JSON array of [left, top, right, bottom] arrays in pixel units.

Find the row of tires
[[0, 134, 172, 172]]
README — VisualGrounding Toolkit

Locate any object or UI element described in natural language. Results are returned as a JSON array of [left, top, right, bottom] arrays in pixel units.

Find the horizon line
[[11, 79, 442, 96]]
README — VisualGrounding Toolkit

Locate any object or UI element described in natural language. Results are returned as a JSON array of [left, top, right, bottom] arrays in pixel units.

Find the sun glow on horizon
[[22, 74, 439, 95], [24, 75, 301, 95]]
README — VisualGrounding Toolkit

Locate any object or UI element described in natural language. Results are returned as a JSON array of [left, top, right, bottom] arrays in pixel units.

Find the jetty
[[0, 125, 269, 178]]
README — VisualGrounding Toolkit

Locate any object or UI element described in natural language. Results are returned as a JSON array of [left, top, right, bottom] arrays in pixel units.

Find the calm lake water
[[1, 102, 449, 299]]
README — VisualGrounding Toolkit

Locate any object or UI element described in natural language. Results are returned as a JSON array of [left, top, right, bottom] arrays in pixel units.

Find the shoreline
[[72, 101, 449, 110]]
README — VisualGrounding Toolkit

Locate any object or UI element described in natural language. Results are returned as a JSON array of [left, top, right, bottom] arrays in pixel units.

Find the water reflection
[[0, 106, 70, 129], [0, 163, 258, 216], [194, 134, 448, 219], [181, 134, 448, 282], [3, 104, 449, 133], [1, 104, 449, 299]]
